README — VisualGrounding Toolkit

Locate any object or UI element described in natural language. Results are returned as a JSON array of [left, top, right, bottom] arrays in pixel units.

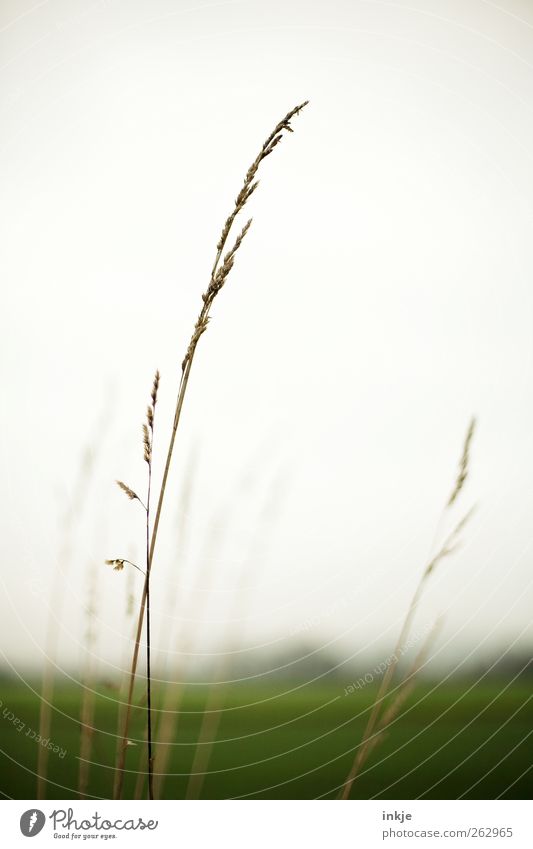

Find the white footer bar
[[2, 799, 531, 848]]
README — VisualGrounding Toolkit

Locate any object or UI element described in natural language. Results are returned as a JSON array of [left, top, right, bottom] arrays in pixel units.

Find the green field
[[0, 677, 531, 799]]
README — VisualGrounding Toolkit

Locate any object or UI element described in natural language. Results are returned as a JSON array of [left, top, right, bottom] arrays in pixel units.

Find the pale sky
[[1, 0, 533, 680]]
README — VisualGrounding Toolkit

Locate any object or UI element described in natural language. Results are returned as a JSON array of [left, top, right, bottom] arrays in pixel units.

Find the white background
[[1, 0, 532, 679]]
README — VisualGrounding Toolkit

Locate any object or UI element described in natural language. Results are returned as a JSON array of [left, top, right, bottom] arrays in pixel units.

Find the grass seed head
[[151, 370, 160, 407], [116, 480, 140, 502], [142, 423, 151, 464], [448, 416, 476, 507], [105, 558, 125, 572]]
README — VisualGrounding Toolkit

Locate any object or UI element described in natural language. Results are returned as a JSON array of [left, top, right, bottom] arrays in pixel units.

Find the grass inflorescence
[[107, 102, 309, 799]]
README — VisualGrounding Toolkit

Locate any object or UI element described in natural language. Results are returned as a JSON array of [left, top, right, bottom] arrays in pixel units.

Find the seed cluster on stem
[[108, 370, 160, 798], [107, 102, 309, 799]]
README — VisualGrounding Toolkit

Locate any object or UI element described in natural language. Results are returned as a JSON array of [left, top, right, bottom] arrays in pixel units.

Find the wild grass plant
[[340, 418, 477, 799], [107, 102, 309, 799]]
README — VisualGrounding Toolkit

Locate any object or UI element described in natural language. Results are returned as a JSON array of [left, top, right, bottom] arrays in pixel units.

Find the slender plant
[[340, 417, 477, 799], [107, 371, 159, 798], [108, 102, 309, 799], [360, 616, 444, 770]]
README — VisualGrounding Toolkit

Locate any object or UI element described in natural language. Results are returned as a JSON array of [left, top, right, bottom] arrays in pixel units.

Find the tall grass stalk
[[140, 452, 196, 800], [340, 418, 476, 800], [110, 371, 159, 798], [112, 102, 308, 799], [144, 371, 159, 799]]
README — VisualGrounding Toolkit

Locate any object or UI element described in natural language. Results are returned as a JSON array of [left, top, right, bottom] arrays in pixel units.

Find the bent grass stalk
[[111, 102, 309, 799], [340, 417, 477, 800]]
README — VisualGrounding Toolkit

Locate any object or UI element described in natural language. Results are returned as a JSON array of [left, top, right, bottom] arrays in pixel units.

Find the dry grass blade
[[113, 101, 308, 800], [185, 685, 226, 800], [109, 369, 162, 798], [359, 618, 444, 768], [340, 417, 477, 799], [143, 370, 159, 799]]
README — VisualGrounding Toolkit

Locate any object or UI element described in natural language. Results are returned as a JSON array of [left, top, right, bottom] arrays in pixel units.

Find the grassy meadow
[[1, 676, 530, 800]]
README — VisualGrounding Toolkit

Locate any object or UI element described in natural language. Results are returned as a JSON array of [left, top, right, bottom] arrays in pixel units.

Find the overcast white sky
[[1, 0, 533, 680]]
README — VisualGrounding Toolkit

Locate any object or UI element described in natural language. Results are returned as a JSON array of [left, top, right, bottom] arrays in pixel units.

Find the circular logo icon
[[20, 810, 46, 837]]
